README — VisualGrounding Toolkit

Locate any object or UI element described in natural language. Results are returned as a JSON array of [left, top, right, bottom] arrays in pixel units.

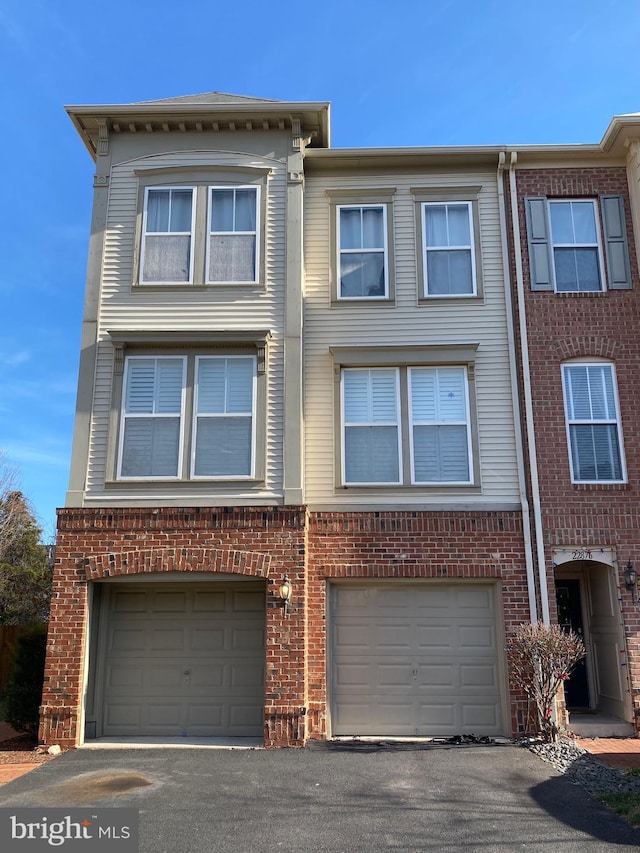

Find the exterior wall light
[[279, 578, 292, 614], [624, 561, 637, 603], [624, 561, 637, 589]]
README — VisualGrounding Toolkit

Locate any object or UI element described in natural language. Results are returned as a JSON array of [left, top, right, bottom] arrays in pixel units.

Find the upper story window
[[422, 202, 476, 296], [562, 362, 625, 483], [338, 204, 388, 299], [141, 188, 195, 284], [548, 200, 603, 292], [208, 187, 259, 283], [526, 195, 632, 292], [135, 170, 267, 288], [340, 365, 473, 486], [118, 353, 257, 480]]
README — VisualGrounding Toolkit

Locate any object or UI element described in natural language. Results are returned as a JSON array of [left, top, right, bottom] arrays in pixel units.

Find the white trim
[[117, 355, 187, 480], [140, 186, 195, 284], [422, 201, 477, 297], [206, 185, 260, 284], [548, 199, 606, 293], [191, 354, 257, 479], [561, 361, 626, 484], [407, 366, 473, 485], [337, 204, 389, 300]]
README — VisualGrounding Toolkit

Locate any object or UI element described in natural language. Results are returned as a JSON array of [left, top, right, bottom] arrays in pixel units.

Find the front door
[[555, 579, 590, 708]]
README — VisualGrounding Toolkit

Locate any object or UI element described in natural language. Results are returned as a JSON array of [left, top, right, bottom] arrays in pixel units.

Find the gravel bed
[[527, 738, 640, 795]]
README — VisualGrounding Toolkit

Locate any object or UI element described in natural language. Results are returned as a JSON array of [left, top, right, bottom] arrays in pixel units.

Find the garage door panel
[[112, 592, 147, 613], [192, 591, 227, 612], [109, 628, 146, 651], [461, 704, 499, 727], [150, 629, 185, 651], [190, 628, 225, 651], [100, 582, 265, 738], [460, 664, 497, 688], [152, 591, 187, 612], [459, 626, 495, 650], [418, 664, 454, 687], [331, 583, 504, 738]]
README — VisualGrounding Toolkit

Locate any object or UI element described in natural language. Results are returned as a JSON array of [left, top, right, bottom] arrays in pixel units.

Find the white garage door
[[330, 583, 504, 738], [99, 582, 265, 738]]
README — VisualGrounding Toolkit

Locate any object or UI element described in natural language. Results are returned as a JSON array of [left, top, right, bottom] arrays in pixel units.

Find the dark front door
[[555, 579, 589, 708]]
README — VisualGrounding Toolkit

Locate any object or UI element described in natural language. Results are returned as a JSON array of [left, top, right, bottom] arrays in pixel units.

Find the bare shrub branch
[[507, 622, 585, 742]]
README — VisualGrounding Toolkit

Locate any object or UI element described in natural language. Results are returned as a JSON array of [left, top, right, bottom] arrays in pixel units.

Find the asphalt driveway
[[0, 742, 639, 852]]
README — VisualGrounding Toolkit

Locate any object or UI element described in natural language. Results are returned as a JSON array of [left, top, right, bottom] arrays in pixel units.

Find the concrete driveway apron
[[0, 743, 639, 852]]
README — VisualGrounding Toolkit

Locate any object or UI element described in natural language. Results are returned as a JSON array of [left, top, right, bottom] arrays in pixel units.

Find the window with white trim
[[338, 205, 388, 299], [341, 366, 472, 485], [118, 354, 257, 480], [422, 202, 476, 296], [562, 363, 625, 483], [549, 200, 603, 292], [409, 367, 471, 483], [208, 187, 259, 283], [141, 188, 195, 283]]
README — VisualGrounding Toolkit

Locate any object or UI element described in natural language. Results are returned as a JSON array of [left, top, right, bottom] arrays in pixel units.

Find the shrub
[[1, 624, 47, 736], [507, 621, 585, 742]]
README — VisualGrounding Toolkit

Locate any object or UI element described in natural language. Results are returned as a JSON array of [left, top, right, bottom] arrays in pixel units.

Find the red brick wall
[[513, 167, 640, 724], [43, 506, 533, 747], [306, 510, 530, 739], [41, 506, 308, 749]]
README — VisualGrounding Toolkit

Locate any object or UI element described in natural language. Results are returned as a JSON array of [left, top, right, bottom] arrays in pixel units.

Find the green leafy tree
[[1, 625, 48, 735], [0, 489, 52, 625]]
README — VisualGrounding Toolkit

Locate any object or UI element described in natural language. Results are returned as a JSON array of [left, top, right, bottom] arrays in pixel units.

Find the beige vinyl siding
[[85, 149, 287, 503], [303, 170, 519, 507]]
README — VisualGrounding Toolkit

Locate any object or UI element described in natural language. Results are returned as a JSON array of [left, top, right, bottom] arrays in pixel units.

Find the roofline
[[66, 100, 332, 158]]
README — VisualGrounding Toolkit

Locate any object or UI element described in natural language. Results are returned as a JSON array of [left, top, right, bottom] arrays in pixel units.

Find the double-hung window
[[562, 363, 625, 483], [141, 188, 195, 284], [526, 195, 632, 292], [138, 179, 263, 286], [119, 357, 186, 478], [422, 202, 476, 296], [118, 353, 257, 480], [342, 368, 401, 484], [549, 200, 603, 292], [338, 205, 388, 299], [341, 365, 473, 486], [409, 367, 471, 483], [208, 187, 259, 283], [193, 356, 256, 477]]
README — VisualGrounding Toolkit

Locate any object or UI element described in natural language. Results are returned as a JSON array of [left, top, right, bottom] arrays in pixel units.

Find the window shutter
[[601, 195, 632, 289], [525, 198, 553, 291]]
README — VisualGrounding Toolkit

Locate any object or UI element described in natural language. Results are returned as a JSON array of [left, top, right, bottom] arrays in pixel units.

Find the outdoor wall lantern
[[624, 561, 637, 602], [278, 577, 292, 614]]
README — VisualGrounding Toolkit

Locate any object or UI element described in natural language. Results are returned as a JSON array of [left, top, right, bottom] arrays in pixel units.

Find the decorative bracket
[[97, 120, 109, 156]]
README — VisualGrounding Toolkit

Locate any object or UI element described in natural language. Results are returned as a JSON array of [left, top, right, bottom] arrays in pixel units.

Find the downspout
[[507, 151, 551, 624], [497, 152, 538, 624]]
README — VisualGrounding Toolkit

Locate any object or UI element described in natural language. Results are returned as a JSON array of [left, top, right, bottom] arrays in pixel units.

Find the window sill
[[132, 282, 264, 292], [336, 484, 482, 495]]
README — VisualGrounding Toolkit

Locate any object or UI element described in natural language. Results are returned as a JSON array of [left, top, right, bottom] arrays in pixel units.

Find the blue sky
[[0, 0, 638, 540]]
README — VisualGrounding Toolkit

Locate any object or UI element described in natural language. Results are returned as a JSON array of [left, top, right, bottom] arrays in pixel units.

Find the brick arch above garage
[[82, 546, 272, 581]]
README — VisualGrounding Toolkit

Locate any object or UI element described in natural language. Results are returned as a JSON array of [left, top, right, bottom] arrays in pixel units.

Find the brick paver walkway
[[577, 737, 640, 770]]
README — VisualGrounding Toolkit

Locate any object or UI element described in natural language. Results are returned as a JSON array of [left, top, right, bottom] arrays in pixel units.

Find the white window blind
[[409, 367, 470, 483], [120, 357, 185, 477], [342, 368, 400, 483], [193, 356, 255, 477], [563, 363, 623, 481]]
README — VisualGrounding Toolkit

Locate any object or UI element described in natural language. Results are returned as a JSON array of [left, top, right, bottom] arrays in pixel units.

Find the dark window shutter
[[601, 195, 632, 290], [525, 197, 553, 290]]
